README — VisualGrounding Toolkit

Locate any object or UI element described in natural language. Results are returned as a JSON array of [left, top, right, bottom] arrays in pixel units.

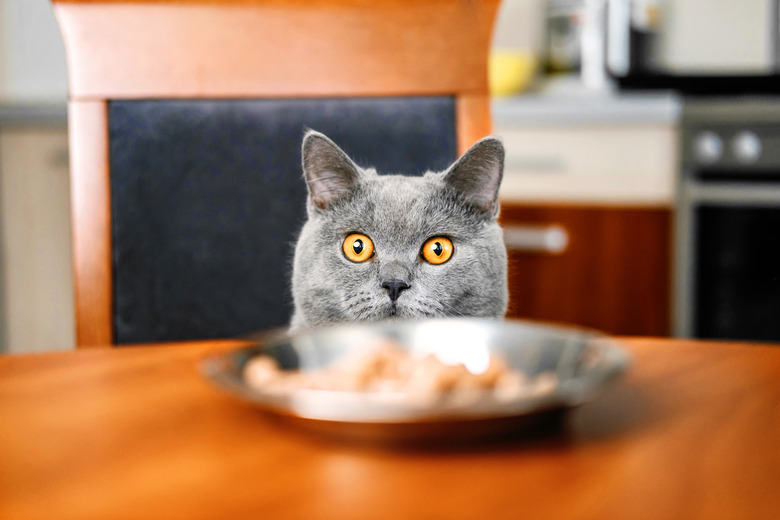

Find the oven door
[[676, 184, 780, 341]]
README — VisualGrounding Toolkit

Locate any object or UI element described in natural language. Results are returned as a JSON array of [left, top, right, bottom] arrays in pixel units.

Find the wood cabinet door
[[0, 127, 74, 352], [500, 204, 672, 336]]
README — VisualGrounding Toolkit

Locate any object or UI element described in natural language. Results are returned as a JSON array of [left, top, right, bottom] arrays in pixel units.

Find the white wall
[[658, 0, 772, 73], [492, 0, 545, 53], [0, 0, 68, 101]]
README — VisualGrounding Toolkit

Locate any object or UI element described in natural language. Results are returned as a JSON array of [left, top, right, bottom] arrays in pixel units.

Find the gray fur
[[290, 130, 508, 332]]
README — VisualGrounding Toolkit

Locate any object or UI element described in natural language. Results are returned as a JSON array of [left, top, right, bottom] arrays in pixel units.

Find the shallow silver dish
[[200, 318, 629, 443]]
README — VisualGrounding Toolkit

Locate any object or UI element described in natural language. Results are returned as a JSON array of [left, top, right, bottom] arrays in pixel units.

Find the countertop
[[0, 101, 68, 126], [2, 81, 682, 129], [492, 77, 682, 127]]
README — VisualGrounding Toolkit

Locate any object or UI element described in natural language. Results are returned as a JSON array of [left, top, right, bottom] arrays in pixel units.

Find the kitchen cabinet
[[495, 92, 678, 336], [0, 121, 74, 352], [500, 203, 671, 336]]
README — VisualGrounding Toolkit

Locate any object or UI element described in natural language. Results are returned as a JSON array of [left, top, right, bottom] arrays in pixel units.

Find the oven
[[675, 98, 780, 341]]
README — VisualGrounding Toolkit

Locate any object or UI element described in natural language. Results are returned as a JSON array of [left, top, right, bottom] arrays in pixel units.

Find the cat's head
[[290, 130, 507, 331]]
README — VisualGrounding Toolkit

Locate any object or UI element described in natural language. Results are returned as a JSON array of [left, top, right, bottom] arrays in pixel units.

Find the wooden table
[[1, 337, 779, 520]]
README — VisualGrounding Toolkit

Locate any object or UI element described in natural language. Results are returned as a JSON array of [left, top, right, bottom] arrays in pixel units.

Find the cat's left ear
[[443, 136, 504, 215], [301, 130, 362, 211]]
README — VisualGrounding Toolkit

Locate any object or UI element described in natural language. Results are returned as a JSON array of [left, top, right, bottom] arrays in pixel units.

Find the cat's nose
[[381, 279, 410, 302]]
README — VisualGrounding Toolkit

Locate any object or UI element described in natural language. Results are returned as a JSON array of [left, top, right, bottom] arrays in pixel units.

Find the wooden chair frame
[[52, 0, 501, 347]]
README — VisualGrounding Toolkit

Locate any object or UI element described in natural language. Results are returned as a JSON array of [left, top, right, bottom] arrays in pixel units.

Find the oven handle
[[502, 224, 570, 254]]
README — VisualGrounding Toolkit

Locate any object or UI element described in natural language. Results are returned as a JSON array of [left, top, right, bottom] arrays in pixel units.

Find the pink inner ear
[[309, 174, 352, 209], [302, 132, 361, 210]]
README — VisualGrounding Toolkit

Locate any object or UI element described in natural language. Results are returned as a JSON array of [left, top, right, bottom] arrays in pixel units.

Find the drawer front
[[496, 125, 677, 206], [500, 204, 672, 336]]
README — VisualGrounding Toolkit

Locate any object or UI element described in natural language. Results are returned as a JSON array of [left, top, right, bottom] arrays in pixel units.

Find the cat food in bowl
[[242, 339, 559, 409], [200, 318, 629, 443]]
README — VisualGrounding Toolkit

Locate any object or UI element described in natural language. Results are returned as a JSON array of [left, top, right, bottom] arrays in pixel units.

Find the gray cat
[[290, 130, 507, 332]]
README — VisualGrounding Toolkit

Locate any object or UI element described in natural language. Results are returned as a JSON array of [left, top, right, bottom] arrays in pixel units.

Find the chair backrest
[[52, 0, 501, 347]]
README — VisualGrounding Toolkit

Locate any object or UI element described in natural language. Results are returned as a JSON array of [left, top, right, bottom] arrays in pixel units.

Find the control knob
[[732, 131, 761, 163], [693, 131, 723, 164]]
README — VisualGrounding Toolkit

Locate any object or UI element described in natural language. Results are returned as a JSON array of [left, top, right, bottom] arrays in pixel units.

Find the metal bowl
[[200, 318, 629, 444]]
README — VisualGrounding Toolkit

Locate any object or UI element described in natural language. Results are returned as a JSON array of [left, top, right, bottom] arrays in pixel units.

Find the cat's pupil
[[432, 242, 443, 256], [352, 239, 364, 255]]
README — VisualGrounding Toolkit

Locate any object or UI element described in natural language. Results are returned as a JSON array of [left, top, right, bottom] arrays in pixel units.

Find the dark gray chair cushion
[[109, 97, 456, 343]]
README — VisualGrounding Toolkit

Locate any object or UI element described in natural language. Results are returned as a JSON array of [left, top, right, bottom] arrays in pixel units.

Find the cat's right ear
[[301, 130, 361, 211], [442, 136, 504, 215]]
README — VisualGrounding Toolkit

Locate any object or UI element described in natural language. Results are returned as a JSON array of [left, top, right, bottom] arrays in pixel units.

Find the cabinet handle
[[503, 224, 569, 254]]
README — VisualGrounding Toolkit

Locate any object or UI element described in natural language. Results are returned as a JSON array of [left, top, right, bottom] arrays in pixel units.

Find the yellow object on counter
[[488, 51, 537, 97]]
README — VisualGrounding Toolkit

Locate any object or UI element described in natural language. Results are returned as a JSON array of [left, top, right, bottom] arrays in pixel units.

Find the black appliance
[[675, 98, 780, 341]]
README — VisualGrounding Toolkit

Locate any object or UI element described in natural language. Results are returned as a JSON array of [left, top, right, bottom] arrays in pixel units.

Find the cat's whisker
[[336, 292, 382, 321], [437, 299, 468, 318]]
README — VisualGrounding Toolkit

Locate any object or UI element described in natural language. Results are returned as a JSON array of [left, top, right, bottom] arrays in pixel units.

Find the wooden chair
[[52, 0, 501, 347]]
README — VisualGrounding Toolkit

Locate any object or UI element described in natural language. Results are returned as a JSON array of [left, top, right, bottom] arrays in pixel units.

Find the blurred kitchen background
[[2, 0, 779, 353]]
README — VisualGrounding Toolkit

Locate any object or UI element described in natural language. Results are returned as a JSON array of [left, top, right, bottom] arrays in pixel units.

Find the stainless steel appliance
[[675, 98, 780, 341], [607, 0, 780, 93]]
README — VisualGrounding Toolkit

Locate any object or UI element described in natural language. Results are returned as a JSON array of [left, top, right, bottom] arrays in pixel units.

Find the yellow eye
[[421, 237, 453, 265], [342, 233, 375, 262]]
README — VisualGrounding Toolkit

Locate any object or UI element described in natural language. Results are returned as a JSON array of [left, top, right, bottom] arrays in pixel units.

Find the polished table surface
[[1, 336, 779, 520]]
